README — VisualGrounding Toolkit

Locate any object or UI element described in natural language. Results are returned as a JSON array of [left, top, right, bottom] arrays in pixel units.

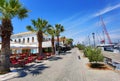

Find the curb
[[0, 70, 19, 81]]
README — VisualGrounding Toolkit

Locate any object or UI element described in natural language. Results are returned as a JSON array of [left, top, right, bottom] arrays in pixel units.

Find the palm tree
[[55, 24, 64, 51], [47, 26, 56, 55], [0, 0, 28, 73], [66, 38, 73, 47], [26, 18, 49, 57]]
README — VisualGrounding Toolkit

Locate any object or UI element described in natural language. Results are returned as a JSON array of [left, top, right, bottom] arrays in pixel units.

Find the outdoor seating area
[[10, 52, 52, 67]]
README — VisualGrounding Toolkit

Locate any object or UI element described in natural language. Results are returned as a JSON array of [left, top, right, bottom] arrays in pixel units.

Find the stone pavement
[[79, 50, 120, 81], [0, 48, 120, 81]]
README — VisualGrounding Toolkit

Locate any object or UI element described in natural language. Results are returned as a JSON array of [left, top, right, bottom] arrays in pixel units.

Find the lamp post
[[88, 36, 91, 46], [92, 33, 95, 47]]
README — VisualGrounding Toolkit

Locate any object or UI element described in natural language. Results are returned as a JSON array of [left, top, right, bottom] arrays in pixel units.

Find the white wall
[[11, 33, 38, 44]]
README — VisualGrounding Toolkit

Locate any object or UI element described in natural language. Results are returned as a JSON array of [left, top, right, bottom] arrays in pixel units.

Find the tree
[[66, 38, 73, 46], [60, 36, 66, 44], [0, 0, 28, 73], [83, 46, 92, 57], [84, 47, 104, 63], [55, 24, 64, 51], [89, 48, 104, 63], [47, 26, 56, 55], [77, 44, 85, 50], [26, 18, 49, 57]]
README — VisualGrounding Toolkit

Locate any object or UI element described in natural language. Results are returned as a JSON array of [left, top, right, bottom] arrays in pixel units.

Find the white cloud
[[59, 3, 120, 44], [110, 29, 120, 33], [59, 13, 81, 25], [94, 3, 120, 17], [59, 13, 95, 40], [110, 33, 120, 41], [63, 26, 92, 39], [73, 36, 86, 44], [60, 15, 94, 38], [59, 12, 94, 31]]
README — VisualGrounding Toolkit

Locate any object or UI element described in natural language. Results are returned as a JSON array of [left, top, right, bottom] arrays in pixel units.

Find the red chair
[[37, 56, 43, 60], [10, 58, 19, 67], [27, 56, 33, 63], [17, 58, 25, 66]]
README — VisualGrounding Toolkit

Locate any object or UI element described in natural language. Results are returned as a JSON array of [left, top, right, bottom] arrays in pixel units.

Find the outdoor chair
[[10, 58, 20, 67], [37, 56, 43, 60]]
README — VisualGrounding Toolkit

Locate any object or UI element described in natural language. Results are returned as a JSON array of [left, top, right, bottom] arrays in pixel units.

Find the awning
[[24, 41, 52, 48], [0, 41, 52, 49], [42, 41, 52, 48], [0, 43, 25, 49]]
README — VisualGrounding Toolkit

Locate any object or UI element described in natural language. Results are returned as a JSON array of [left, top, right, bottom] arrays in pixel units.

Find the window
[[27, 38, 29, 43], [14, 39, 16, 43], [23, 38, 25, 43], [32, 37, 34, 42], [19, 39, 21, 43]]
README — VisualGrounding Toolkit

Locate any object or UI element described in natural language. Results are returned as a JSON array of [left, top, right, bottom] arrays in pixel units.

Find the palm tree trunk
[[37, 31, 43, 57], [51, 36, 55, 55], [0, 19, 13, 73], [57, 35, 60, 54], [57, 35, 59, 47]]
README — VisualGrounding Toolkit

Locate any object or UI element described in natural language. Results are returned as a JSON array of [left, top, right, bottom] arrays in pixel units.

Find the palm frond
[[9, 0, 21, 9], [47, 26, 56, 37], [61, 26, 65, 32], [0, 16, 2, 20], [55, 24, 64, 36], [0, 0, 5, 8], [0, 0, 5, 4], [27, 18, 50, 35], [18, 7, 28, 19], [31, 19, 37, 27], [0, 0, 29, 20], [26, 25, 36, 32]]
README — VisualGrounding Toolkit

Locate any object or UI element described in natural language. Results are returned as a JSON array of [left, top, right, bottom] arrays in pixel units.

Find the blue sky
[[10, 0, 120, 44]]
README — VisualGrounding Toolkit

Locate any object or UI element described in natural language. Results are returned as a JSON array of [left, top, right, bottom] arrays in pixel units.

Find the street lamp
[[88, 36, 91, 46], [92, 33, 95, 47]]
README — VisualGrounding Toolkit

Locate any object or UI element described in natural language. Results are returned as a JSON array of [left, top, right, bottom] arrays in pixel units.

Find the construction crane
[[100, 16, 112, 44]]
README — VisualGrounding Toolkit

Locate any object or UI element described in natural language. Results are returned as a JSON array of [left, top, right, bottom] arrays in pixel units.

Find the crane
[[100, 16, 112, 44]]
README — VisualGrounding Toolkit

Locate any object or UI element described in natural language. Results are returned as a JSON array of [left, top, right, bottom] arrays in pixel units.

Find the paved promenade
[[1, 48, 120, 81]]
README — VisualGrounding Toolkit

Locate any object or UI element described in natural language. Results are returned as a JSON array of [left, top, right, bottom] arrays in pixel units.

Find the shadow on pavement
[[16, 63, 49, 77], [65, 51, 72, 54], [58, 51, 72, 55], [47, 56, 62, 61], [87, 63, 112, 70]]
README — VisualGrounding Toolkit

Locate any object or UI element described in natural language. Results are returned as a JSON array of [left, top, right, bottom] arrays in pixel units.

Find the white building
[[11, 31, 49, 44], [0, 31, 52, 54]]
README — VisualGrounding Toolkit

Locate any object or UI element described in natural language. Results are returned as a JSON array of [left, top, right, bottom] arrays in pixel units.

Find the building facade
[[10, 31, 51, 54], [11, 31, 49, 44]]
